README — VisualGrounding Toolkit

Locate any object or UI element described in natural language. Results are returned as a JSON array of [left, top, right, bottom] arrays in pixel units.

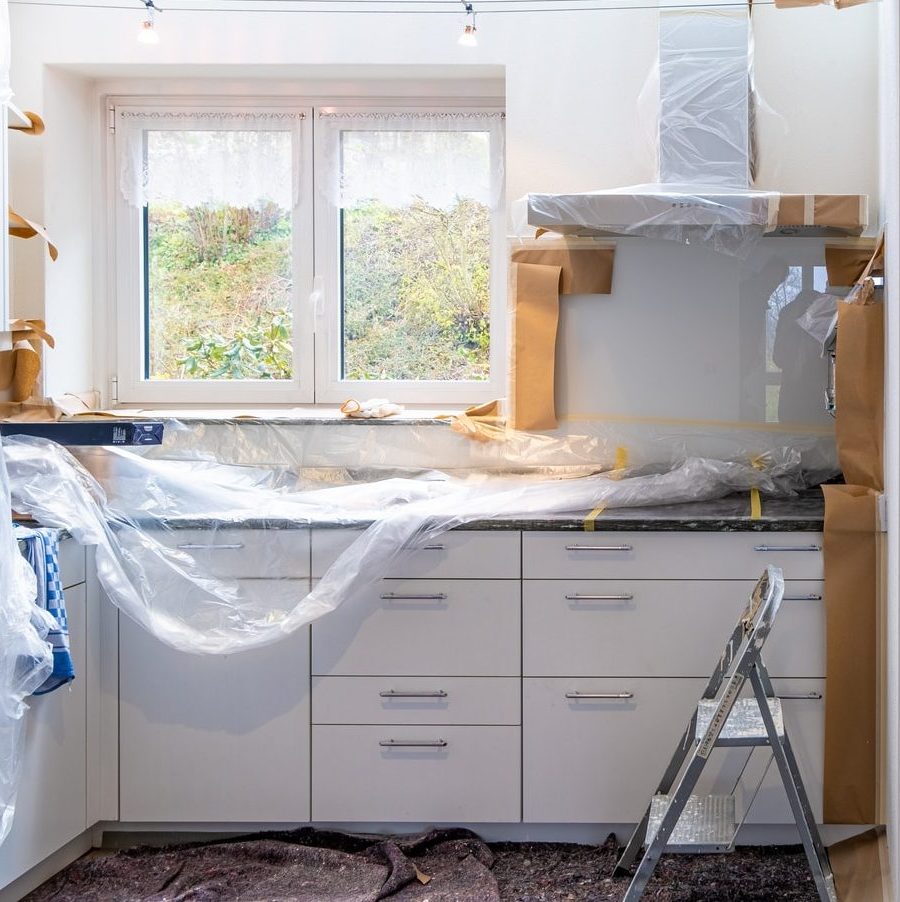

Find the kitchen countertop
[[149, 488, 826, 533]]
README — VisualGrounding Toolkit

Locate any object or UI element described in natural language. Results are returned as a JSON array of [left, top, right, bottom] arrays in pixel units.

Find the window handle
[[310, 275, 325, 319]]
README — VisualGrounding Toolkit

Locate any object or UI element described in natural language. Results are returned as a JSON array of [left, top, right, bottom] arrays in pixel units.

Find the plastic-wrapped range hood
[[522, 9, 867, 240]]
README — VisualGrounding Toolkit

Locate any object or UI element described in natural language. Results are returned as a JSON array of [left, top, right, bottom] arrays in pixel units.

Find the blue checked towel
[[15, 526, 75, 695]]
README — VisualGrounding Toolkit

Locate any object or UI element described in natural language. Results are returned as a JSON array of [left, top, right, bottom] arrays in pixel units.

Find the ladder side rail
[[615, 717, 698, 875], [622, 752, 713, 902], [748, 668, 837, 902]]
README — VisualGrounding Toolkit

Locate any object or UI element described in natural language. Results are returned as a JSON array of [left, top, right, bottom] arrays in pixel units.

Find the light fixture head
[[458, 23, 478, 47], [459, 2, 477, 47], [137, 1, 161, 44]]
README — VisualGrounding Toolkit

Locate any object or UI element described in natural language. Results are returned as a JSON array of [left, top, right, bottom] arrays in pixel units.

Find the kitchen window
[[111, 101, 505, 407]]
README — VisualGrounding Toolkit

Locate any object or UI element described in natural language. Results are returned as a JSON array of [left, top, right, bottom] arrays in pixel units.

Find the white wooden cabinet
[[118, 612, 311, 823], [0, 540, 89, 891]]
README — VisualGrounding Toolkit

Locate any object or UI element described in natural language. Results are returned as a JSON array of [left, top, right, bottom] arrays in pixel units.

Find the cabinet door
[[0, 585, 88, 890], [119, 599, 311, 823], [523, 677, 704, 823]]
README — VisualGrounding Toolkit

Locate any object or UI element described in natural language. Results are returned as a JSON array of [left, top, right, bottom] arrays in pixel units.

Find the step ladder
[[615, 565, 837, 902]]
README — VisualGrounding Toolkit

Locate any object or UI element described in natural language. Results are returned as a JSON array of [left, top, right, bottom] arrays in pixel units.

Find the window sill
[[108, 406, 468, 426]]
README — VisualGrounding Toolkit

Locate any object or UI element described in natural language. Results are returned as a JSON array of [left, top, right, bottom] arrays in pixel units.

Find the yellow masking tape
[[750, 487, 762, 521], [583, 504, 607, 532], [614, 446, 629, 471]]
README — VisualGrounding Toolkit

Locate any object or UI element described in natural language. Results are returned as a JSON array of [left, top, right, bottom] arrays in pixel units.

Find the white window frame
[[313, 107, 506, 405], [112, 101, 315, 405], [109, 98, 505, 407]]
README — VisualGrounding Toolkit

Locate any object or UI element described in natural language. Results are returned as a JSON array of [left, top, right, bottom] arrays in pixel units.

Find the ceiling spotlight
[[459, 2, 477, 47], [138, 0, 161, 44]]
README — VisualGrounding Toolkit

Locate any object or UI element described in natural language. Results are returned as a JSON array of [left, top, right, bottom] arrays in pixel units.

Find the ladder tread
[[647, 794, 736, 853], [696, 697, 784, 746]]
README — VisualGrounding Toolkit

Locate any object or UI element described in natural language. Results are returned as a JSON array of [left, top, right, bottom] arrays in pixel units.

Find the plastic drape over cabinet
[[4, 427, 810, 657], [0, 436, 53, 847]]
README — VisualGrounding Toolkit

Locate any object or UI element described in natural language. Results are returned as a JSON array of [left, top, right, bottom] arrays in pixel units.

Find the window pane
[[340, 130, 491, 382], [144, 130, 293, 381]]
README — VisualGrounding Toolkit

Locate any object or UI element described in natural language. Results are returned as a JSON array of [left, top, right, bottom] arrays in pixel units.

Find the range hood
[[520, 8, 867, 241]]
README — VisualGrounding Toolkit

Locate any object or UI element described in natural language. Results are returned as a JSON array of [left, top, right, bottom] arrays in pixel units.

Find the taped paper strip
[[510, 239, 615, 296], [7, 110, 44, 136], [8, 208, 58, 261], [825, 243, 883, 287], [510, 261, 562, 431], [822, 484, 878, 824]]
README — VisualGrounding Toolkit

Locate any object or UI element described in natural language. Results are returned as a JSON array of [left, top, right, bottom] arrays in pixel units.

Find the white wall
[[7, 0, 881, 416]]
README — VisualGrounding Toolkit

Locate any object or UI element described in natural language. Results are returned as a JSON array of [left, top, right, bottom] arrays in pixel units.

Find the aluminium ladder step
[[695, 697, 784, 747], [646, 794, 736, 853]]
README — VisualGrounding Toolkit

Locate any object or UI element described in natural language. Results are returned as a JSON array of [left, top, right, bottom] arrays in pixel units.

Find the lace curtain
[[318, 110, 505, 211], [118, 111, 305, 210]]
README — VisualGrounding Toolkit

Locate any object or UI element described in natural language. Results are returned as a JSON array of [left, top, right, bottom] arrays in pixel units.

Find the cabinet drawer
[[312, 579, 520, 677], [151, 528, 310, 578], [59, 536, 86, 588], [523, 532, 823, 581], [524, 580, 824, 678], [312, 725, 520, 822], [312, 677, 520, 726], [311, 529, 520, 579], [523, 677, 704, 823]]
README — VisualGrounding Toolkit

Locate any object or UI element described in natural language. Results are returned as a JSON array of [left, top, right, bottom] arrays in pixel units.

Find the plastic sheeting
[[0, 436, 53, 847], [4, 432, 808, 657], [517, 185, 778, 258]]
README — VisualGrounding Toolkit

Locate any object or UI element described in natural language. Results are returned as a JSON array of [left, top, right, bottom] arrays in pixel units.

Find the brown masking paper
[[830, 828, 891, 902], [835, 300, 884, 491], [825, 244, 884, 287], [775, 194, 866, 235], [510, 262, 562, 431], [8, 207, 59, 261], [510, 241, 615, 295], [823, 485, 879, 825]]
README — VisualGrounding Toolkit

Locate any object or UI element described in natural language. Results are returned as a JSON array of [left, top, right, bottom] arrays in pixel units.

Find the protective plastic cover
[[3, 427, 811, 658], [0, 436, 53, 846]]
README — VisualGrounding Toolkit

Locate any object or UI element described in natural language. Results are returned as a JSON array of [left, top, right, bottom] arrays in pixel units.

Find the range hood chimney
[[519, 7, 867, 247], [657, 9, 751, 188]]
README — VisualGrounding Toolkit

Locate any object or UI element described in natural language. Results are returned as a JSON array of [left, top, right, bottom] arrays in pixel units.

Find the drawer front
[[523, 532, 823, 581], [151, 528, 310, 578], [312, 677, 520, 726], [312, 579, 520, 676], [312, 529, 520, 579], [524, 580, 824, 678], [59, 536, 86, 588], [523, 677, 705, 823], [312, 725, 520, 822]]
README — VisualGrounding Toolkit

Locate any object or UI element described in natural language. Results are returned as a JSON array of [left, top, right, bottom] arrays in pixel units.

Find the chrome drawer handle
[[565, 544, 633, 552], [777, 692, 823, 700], [565, 691, 634, 700], [379, 739, 447, 748], [784, 594, 823, 601], [380, 593, 447, 601], [422, 544, 445, 551], [753, 544, 821, 552], [177, 543, 245, 551], [566, 593, 634, 601], [379, 690, 448, 699]]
